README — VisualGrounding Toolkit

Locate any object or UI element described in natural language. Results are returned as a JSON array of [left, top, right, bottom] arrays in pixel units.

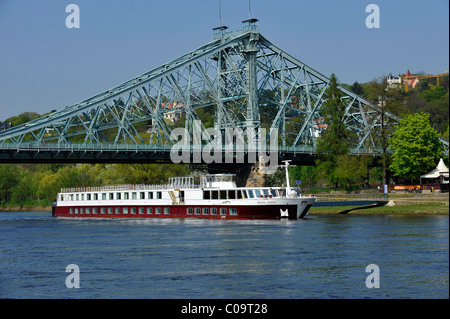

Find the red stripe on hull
[[53, 204, 300, 220]]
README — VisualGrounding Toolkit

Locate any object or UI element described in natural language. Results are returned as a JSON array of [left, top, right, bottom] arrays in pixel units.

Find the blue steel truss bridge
[[1, 19, 444, 165]]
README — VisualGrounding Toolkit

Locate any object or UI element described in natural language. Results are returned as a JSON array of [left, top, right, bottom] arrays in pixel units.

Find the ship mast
[[281, 160, 294, 197]]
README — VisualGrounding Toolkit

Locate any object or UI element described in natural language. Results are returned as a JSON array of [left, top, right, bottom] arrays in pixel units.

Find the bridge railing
[[0, 142, 383, 156], [0, 142, 174, 152]]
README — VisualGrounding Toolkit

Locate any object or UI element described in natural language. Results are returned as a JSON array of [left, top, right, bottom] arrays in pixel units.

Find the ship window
[[202, 207, 209, 215], [220, 208, 227, 215], [147, 207, 152, 214], [203, 191, 211, 200], [164, 207, 170, 215], [86, 208, 90, 214], [107, 208, 112, 214], [219, 190, 227, 199], [140, 192, 145, 200], [148, 192, 153, 199], [109, 193, 114, 200], [94, 193, 98, 200], [87, 194, 91, 200], [211, 208, 217, 215], [228, 190, 236, 199], [81, 194, 84, 200], [70, 208, 73, 214], [75, 208, 78, 214], [248, 190, 254, 198], [255, 190, 262, 198], [212, 191, 218, 199], [70, 194, 74, 201], [156, 192, 162, 199], [93, 208, 98, 214], [263, 189, 269, 198], [139, 207, 145, 214], [115, 207, 121, 214], [76, 194, 79, 201], [132, 192, 137, 200], [124, 192, 129, 200], [230, 208, 237, 215], [131, 207, 136, 214], [155, 207, 161, 214], [187, 207, 193, 215], [101, 208, 105, 214], [80, 208, 83, 214], [123, 207, 128, 214], [194, 208, 201, 215], [271, 189, 277, 197], [102, 193, 106, 200], [116, 193, 121, 200], [237, 191, 243, 199], [60, 195, 64, 201]]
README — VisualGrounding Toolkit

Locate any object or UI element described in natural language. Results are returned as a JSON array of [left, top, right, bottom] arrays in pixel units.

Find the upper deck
[[60, 174, 238, 194]]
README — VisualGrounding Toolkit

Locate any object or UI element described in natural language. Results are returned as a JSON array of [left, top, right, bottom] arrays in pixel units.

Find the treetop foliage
[[389, 112, 443, 179]]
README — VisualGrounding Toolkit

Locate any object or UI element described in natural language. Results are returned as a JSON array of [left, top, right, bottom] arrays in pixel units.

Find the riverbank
[[309, 202, 449, 215], [308, 191, 449, 215], [0, 206, 52, 212]]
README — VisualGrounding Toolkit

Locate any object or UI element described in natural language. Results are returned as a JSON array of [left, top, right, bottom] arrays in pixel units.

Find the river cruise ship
[[52, 164, 316, 220]]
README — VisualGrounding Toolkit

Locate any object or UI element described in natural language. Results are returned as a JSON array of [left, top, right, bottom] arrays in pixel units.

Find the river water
[[0, 211, 448, 299]]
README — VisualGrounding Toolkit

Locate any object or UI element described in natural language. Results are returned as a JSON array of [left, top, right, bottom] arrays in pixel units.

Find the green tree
[[101, 164, 190, 185], [350, 81, 365, 97], [10, 171, 40, 205], [290, 165, 317, 190], [37, 173, 63, 202], [389, 112, 442, 181], [366, 76, 405, 185], [316, 74, 353, 188], [443, 125, 449, 142], [417, 85, 446, 102], [334, 155, 371, 189], [6, 112, 40, 126], [423, 92, 449, 134], [0, 165, 21, 205]]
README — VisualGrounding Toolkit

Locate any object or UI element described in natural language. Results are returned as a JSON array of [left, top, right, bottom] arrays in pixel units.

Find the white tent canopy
[[420, 158, 449, 183]]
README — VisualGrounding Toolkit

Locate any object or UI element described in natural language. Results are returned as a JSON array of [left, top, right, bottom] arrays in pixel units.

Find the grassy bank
[[309, 202, 449, 215], [0, 205, 52, 212]]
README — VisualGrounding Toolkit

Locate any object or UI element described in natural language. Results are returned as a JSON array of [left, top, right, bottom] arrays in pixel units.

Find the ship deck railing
[[60, 183, 200, 194]]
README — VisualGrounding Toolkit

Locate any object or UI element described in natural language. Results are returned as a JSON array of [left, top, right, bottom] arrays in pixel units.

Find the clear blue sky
[[0, 0, 448, 121]]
